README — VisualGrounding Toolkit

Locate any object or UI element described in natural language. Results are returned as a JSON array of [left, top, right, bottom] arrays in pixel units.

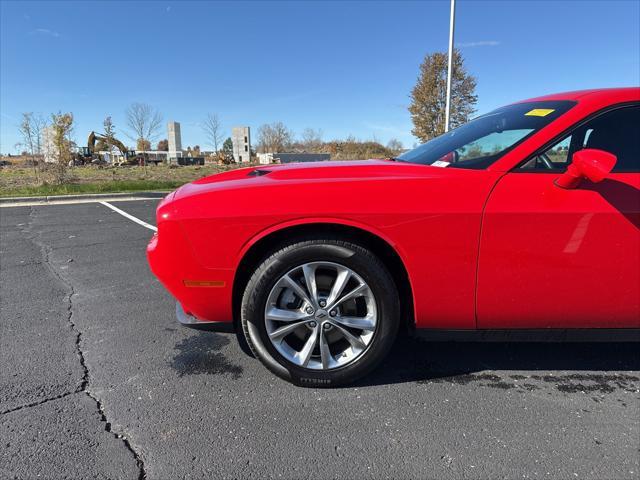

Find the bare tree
[[125, 103, 162, 169], [257, 121, 293, 153], [201, 113, 224, 153], [125, 102, 163, 149], [18, 113, 39, 179], [386, 138, 404, 153], [300, 127, 323, 152], [32, 114, 47, 155], [103, 116, 116, 143], [101, 115, 118, 160]]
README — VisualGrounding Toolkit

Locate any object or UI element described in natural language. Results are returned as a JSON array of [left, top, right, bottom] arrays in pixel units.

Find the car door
[[477, 104, 640, 329]]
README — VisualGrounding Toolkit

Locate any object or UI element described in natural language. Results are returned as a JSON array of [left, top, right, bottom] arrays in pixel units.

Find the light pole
[[444, 0, 456, 132]]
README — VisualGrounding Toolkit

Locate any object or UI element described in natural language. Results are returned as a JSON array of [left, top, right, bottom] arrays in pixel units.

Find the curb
[[0, 191, 169, 206]]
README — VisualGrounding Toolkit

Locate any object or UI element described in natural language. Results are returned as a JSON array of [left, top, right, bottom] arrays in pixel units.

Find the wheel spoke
[[282, 274, 313, 306], [302, 264, 319, 305], [268, 320, 308, 342], [265, 306, 309, 323], [296, 327, 319, 367], [264, 261, 378, 371], [333, 315, 375, 331], [325, 267, 351, 307], [319, 329, 332, 369], [328, 283, 367, 310], [332, 323, 367, 351]]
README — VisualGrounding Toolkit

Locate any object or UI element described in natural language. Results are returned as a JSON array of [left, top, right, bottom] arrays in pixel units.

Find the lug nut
[[323, 323, 332, 330], [306, 307, 314, 314], [308, 321, 317, 328], [319, 300, 327, 307], [329, 310, 337, 317]]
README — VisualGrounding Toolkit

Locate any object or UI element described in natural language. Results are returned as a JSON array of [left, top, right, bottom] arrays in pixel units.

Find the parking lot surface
[[1, 199, 638, 479]]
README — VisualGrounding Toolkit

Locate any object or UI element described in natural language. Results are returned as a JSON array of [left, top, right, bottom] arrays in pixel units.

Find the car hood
[[174, 159, 469, 200]]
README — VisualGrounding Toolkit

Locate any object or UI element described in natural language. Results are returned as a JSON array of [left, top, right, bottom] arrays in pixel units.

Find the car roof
[[516, 87, 639, 104]]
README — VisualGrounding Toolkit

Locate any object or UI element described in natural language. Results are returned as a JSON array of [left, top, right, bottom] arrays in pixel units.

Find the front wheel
[[241, 238, 400, 387]]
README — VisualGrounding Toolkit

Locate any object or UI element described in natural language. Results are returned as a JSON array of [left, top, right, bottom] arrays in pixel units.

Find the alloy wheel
[[264, 261, 378, 370]]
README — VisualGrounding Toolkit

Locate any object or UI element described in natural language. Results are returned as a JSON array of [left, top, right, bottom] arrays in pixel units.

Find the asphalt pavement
[[1, 199, 638, 479]]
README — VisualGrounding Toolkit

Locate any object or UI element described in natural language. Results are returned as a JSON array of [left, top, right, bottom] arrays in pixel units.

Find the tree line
[[16, 47, 477, 181]]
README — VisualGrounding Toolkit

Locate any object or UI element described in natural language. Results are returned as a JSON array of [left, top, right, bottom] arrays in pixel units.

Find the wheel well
[[232, 223, 415, 333]]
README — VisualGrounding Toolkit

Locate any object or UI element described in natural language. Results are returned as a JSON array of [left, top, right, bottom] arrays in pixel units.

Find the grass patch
[[0, 179, 184, 197], [0, 163, 253, 198]]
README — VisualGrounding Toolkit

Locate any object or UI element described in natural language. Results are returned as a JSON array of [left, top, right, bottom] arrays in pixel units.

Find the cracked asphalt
[[1, 199, 639, 479]]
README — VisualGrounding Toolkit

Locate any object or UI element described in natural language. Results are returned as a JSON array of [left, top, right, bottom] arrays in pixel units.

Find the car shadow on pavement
[[171, 332, 244, 379], [356, 335, 640, 391]]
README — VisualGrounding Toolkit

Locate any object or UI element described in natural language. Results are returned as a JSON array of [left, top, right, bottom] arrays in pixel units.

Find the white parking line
[[0, 196, 162, 208], [99, 201, 157, 232]]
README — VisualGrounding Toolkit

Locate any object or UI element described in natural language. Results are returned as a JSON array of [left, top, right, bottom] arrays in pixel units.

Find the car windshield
[[397, 100, 576, 169]]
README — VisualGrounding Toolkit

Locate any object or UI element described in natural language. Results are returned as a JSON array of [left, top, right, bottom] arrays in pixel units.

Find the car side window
[[519, 135, 572, 170], [518, 104, 640, 173]]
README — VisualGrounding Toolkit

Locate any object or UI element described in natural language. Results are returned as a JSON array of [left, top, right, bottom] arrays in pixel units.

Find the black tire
[[240, 238, 400, 387]]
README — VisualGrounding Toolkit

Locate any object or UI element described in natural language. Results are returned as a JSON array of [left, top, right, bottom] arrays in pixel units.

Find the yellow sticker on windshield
[[525, 108, 555, 117]]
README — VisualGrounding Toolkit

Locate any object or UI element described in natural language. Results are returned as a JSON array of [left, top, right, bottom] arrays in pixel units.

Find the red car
[[148, 88, 639, 386]]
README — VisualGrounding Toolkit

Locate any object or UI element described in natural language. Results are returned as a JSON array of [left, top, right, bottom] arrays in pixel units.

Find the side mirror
[[554, 148, 617, 189]]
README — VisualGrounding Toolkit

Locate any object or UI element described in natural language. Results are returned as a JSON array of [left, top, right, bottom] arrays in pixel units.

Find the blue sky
[[1, 0, 639, 153]]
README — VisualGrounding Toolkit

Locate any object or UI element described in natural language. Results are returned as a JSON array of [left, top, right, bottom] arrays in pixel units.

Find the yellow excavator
[[78, 131, 138, 165]]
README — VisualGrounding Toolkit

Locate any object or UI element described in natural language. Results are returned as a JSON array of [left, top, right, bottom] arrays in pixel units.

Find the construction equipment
[[77, 131, 138, 165]]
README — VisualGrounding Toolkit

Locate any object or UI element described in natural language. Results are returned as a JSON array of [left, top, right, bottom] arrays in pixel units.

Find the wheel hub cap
[[264, 261, 378, 370]]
